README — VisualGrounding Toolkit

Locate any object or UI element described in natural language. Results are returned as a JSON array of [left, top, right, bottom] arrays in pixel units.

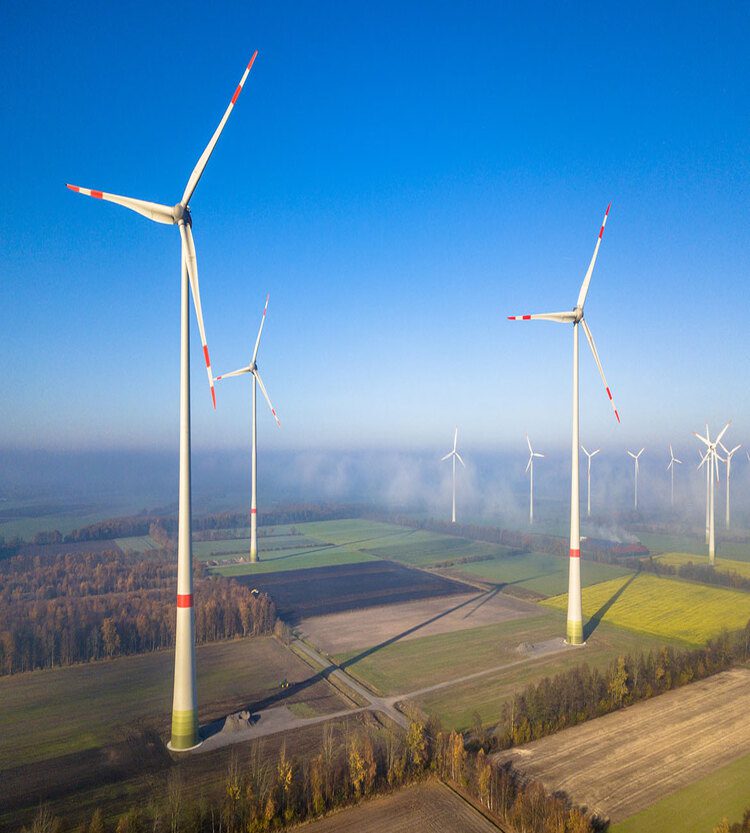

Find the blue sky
[[2, 1, 749, 457]]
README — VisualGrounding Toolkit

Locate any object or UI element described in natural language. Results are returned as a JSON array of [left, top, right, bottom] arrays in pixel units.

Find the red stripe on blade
[[522, 315, 531, 320], [203, 345, 210, 367], [231, 85, 242, 104], [605, 203, 611, 216], [211, 387, 216, 409], [569, 549, 581, 558], [66, 184, 80, 192], [598, 225, 604, 239], [247, 51, 258, 70], [606, 387, 613, 400], [177, 594, 193, 608], [615, 410, 621, 423], [91, 190, 103, 199]]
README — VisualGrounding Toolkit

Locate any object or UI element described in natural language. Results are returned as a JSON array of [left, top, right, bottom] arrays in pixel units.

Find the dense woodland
[[21, 721, 600, 833], [0, 548, 276, 675], [481, 626, 750, 749]]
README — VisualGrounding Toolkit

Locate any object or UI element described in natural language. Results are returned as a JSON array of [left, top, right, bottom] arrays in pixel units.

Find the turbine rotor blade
[[526, 434, 533, 454], [453, 427, 458, 452], [441, 452, 453, 462], [577, 203, 611, 309], [455, 452, 466, 467], [525, 457, 532, 474], [179, 223, 216, 408], [580, 319, 620, 423], [215, 366, 252, 381], [251, 294, 270, 365], [715, 421, 731, 447], [507, 311, 577, 323], [66, 184, 174, 225], [181, 52, 259, 207], [254, 369, 280, 427]]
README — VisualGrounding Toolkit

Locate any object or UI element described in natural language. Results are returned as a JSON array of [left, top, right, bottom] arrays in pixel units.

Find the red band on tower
[[569, 548, 581, 558], [177, 594, 194, 608], [250, 508, 257, 515]]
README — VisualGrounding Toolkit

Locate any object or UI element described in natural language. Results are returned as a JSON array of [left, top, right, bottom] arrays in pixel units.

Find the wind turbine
[[526, 436, 545, 524], [694, 422, 731, 564], [66, 53, 259, 752], [216, 295, 281, 562], [718, 441, 742, 529], [627, 449, 645, 510], [581, 446, 600, 518], [508, 204, 619, 644], [441, 428, 465, 524], [667, 445, 682, 508]]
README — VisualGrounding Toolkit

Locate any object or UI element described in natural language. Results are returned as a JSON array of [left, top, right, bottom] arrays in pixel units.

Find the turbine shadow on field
[[583, 571, 638, 641], [340, 587, 509, 672]]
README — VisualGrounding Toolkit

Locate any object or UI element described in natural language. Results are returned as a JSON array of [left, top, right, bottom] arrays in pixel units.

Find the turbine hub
[[174, 204, 192, 225], [573, 307, 584, 323]]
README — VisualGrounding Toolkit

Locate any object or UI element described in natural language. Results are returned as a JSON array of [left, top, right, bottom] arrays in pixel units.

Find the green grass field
[[411, 622, 672, 730], [115, 535, 160, 552], [335, 611, 566, 695], [611, 751, 750, 833], [213, 546, 380, 575], [657, 551, 750, 578], [0, 636, 348, 769], [442, 551, 632, 597], [639, 532, 750, 562], [542, 572, 750, 644]]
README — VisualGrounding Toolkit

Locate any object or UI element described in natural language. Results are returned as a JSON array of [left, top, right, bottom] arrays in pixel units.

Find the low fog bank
[[2, 445, 749, 533]]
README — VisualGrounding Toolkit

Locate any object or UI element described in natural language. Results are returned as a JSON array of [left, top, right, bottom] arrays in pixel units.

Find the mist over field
[[2, 444, 748, 534]]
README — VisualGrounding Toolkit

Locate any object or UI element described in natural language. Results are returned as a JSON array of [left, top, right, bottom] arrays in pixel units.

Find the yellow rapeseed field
[[542, 572, 750, 644]]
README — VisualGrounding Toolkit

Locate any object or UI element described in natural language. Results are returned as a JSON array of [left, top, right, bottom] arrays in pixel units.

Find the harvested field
[[0, 636, 350, 769], [494, 668, 750, 824], [611, 750, 750, 833], [234, 561, 470, 622], [542, 571, 750, 644], [298, 589, 539, 655], [298, 779, 500, 832]]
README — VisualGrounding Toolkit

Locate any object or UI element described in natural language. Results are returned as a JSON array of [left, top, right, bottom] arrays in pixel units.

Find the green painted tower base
[[566, 619, 584, 645], [168, 709, 201, 751]]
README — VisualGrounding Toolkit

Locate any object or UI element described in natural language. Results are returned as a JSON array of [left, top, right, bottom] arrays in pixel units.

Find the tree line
[[714, 809, 750, 832], [21, 720, 601, 833], [475, 625, 750, 750], [0, 548, 276, 675]]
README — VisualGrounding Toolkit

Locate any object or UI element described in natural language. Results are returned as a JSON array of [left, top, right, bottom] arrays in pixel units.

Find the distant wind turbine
[[694, 422, 731, 564], [667, 445, 682, 508], [441, 428, 465, 524], [718, 441, 742, 529], [526, 436, 545, 524], [581, 446, 600, 518], [627, 449, 645, 510], [508, 204, 619, 645], [215, 295, 281, 563], [66, 53, 260, 752]]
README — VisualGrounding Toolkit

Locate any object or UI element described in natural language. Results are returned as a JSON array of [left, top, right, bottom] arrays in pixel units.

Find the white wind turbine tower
[[67, 53, 259, 752], [216, 295, 281, 562], [667, 445, 682, 508], [694, 422, 731, 564], [719, 441, 742, 529], [698, 446, 710, 543], [441, 428, 465, 524], [627, 449, 645, 510], [581, 446, 600, 518], [508, 204, 619, 644], [525, 436, 545, 524]]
